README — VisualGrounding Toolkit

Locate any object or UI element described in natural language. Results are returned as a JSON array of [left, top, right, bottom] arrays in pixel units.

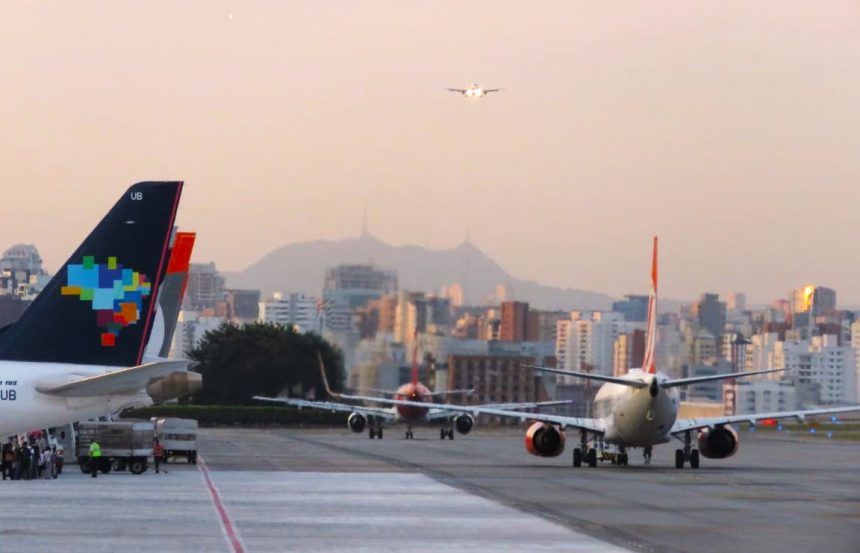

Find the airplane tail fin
[[0, 182, 183, 366], [641, 236, 658, 374], [411, 331, 419, 387], [143, 231, 196, 360]]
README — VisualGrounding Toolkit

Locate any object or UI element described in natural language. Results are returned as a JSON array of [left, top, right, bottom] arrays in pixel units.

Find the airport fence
[[122, 405, 347, 427]]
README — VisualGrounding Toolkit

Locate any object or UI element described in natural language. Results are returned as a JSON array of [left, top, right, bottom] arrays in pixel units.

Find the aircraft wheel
[[689, 449, 700, 469], [587, 448, 597, 468], [378, 428, 383, 439], [573, 448, 582, 467], [448, 429, 455, 440], [368, 428, 376, 439], [440, 428, 446, 440], [675, 449, 685, 469]]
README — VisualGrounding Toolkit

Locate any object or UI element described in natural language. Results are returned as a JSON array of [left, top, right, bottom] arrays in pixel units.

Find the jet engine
[[524, 422, 565, 457], [697, 425, 739, 459], [347, 412, 367, 433], [454, 414, 474, 435], [146, 371, 202, 403]]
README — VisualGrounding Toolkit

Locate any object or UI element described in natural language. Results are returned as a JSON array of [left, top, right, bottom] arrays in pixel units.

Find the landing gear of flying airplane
[[440, 427, 454, 440], [674, 431, 700, 469], [369, 427, 384, 439]]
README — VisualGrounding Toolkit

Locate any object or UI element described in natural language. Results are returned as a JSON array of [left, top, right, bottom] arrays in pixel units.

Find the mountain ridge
[[224, 234, 615, 311]]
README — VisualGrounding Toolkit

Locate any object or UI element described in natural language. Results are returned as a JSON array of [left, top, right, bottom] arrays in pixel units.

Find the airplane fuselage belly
[[595, 374, 679, 447], [0, 361, 147, 436]]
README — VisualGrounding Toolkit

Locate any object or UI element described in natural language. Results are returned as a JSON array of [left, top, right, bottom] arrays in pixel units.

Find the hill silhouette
[[225, 234, 613, 310]]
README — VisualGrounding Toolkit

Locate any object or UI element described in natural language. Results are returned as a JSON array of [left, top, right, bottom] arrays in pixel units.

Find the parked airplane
[[321, 237, 860, 468], [256, 343, 568, 440], [0, 181, 194, 437], [446, 83, 502, 98]]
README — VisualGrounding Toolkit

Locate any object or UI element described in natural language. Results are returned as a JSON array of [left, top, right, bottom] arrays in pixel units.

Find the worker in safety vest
[[153, 438, 164, 474], [89, 440, 101, 478]]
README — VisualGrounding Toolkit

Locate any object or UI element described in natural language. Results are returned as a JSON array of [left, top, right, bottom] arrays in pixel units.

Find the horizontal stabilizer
[[662, 368, 786, 388], [522, 365, 648, 388], [36, 360, 190, 397]]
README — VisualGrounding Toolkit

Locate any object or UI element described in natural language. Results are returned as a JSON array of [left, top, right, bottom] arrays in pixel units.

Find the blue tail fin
[[0, 182, 183, 366]]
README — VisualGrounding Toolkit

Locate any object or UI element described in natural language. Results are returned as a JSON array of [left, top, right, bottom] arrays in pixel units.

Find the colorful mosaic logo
[[61, 256, 152, 347]]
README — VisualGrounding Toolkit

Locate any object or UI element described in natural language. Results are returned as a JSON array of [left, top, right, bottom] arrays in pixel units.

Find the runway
[[200, 426, 860, 553], [0, 426, 856, 552]]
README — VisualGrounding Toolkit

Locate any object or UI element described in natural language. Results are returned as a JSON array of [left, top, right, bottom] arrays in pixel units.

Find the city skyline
[[2, 1, 858, 304]]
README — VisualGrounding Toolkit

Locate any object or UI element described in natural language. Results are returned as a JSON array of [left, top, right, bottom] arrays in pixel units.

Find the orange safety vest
[[153, 443, 164, 457]]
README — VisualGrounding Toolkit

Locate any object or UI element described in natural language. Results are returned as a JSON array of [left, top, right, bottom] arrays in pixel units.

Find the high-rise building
[[790, 285, 837, 317], [225, 289, 260, 322], [852, 320, 860, 404], [555, 311, 640, 376], [500, 301, 529, 342], [692, 293, 726, 339], [772, 334, 856, 404], [259, 292, 323, 333], [612, 295, 649, 322], [447, 355, 545, 413], [186, 262, 226, 311], [323, 264, 397, 309], [726, 292, 747, 313]]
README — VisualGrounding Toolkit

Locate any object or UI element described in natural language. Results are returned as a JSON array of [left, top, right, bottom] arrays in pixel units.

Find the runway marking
[[198, 454, 246, 553]]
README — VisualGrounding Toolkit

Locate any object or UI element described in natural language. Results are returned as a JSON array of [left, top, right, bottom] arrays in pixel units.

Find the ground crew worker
[[89, 440, 101, 478], [153, 438, 164, 474]]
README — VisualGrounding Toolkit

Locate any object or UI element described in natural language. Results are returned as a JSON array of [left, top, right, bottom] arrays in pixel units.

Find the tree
[[189, 321, 345, 405]]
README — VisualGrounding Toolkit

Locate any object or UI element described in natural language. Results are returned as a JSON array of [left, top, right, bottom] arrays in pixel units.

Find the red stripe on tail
[[641, 236, 658, 374], [411, 330, 419, 386]]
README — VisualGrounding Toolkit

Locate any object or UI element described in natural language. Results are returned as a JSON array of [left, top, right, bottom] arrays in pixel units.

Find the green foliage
[[188, 321, 344, 405], [124, 405, 346, 427]]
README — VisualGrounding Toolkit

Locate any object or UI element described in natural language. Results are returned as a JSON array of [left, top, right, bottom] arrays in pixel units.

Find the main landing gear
[[368, 426, 384, 439], [572, 429, 597, 468], [674, 431, 700, 469], [404, 427, 414, 439], [440, 427, 454, 440]]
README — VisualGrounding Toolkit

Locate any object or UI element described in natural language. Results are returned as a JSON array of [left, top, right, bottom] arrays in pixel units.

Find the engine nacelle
[[347, 412, 367, 433], [454, 414, 474, 435], [146, 371, 203, 403], [698, 425, 739, 459], [524, 422, 566, 458]]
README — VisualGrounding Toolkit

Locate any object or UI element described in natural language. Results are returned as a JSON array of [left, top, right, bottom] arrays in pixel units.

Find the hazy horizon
[[2, 1, 858, 304]]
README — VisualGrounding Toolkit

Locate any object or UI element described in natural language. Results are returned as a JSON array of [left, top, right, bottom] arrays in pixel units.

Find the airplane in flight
[[256, 341, 568, 440], [320, 237, 860, 468], [0, 181, 198, 437], [446, 83, 502, 98]]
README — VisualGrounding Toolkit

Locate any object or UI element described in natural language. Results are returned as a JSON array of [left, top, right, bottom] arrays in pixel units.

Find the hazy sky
[[2, 1, 858, 304]]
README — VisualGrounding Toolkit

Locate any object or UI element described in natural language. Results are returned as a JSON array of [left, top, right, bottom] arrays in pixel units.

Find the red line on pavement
[[198, 455, 246, 553]]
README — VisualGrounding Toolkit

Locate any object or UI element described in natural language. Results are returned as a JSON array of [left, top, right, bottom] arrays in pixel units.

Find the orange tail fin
[[641, 236, 658, 374], [411, 330, 419, 386]]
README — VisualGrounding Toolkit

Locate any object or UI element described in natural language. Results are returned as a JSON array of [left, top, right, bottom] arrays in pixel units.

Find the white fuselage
[[592, 369, 679, 447], [0, 361, 150, 437]]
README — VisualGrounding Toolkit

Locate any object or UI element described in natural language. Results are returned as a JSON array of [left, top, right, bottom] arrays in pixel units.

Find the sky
[[1, 1, 859, 305]]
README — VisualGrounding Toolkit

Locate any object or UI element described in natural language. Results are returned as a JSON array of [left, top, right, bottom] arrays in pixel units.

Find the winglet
[[641, 236, 658, 374]]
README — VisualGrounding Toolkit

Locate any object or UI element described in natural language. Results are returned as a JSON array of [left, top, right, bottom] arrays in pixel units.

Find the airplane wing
[[671, 405, 860, 434], [427, 388, 475, 398], [424, 399, 572, 421], [483, 88, 501, 93], [254, 396, 396, 420], [446, 88, 467, 93], [35, 360, 191, 397], [338, 395, 605, 434]]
